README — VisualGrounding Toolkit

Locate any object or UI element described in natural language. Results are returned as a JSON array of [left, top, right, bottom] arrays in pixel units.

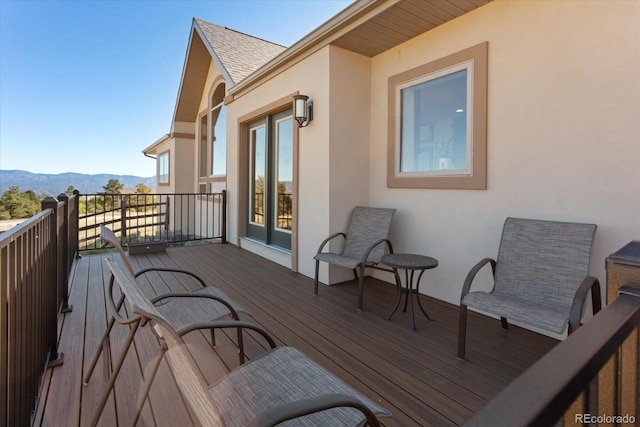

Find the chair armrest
[[175, 320, 277, 349], [150, 292, 241, 320], [135, 268, 207, 288], [107, 275, 144, 325], [460, 258, 496, 300], [568, 276, 601, 333], [360, 238, 394, 265], [251, 393, 381, 427], [316, 232, 346, 255]]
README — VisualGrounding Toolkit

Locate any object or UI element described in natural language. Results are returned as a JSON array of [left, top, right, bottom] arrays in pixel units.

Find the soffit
[[174, 33, 211, 123], [331, 0, 492, 57]]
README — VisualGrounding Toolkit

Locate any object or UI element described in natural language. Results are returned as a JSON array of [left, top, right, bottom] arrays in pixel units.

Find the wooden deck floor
[[34, 242, 556, 426]]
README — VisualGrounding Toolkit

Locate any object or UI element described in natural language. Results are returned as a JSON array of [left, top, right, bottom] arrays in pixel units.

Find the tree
[[0, 186, 41, 219], [101, 179, 123, 211], [103, 179, 124, 194], [129, 183, 154, 213]]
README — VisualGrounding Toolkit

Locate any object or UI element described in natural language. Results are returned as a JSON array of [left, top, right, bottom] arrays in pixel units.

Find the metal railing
[[77, 191, 227, 251], [1, 193, 78, 427], [465, 283, 640, 426], [252, 192, 292, 230]]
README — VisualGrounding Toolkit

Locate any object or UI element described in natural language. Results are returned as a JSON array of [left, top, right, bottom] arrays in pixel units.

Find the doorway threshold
[[239, 237, 291, 269]]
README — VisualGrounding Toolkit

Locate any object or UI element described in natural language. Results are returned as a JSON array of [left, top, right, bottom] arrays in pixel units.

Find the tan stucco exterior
[[366, 0, 640, 311], [151, 0, 640, 333]]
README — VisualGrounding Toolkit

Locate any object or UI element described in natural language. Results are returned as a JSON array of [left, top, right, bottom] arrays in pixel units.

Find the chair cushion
[[209, 347, 391, 427], [156, 286, 246, 330], [462, 291, 570, 334], [313, 252, 362, 269]]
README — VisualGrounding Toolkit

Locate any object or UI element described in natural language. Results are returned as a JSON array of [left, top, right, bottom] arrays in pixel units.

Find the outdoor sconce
[[293, 94, 313, 128]]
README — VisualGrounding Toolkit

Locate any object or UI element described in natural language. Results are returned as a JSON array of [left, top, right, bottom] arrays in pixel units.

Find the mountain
[[0, 170, 156, 196]]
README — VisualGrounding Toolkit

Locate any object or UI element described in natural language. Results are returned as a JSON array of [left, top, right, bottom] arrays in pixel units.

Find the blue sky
[[0, 0, 352, 177]]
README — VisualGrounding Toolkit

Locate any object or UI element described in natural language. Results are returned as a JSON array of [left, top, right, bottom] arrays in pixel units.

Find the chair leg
[[458, 304, 468, 360], [501, 317, 509, 329], [90, 320, 141, 427], [131, 342, 167, 426], [84, 293, 126, 385], [237, 327, 245, 365], [314, 260, 320, 295], [357, 264, 366, 311]]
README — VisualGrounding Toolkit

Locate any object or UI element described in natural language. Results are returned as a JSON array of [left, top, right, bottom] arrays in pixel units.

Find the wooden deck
[[34, 242, 556, 426]]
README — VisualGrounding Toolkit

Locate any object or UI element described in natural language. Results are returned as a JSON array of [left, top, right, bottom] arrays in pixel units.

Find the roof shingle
[[194, 19, 286, 85]]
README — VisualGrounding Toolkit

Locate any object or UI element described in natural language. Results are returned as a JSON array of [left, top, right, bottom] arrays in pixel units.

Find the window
[[198, 82, 227, 193], [387, 42, 487, 189], [210, 84, 226, 176], [199, 114, 208, 178], [158, 151, 169, 185]]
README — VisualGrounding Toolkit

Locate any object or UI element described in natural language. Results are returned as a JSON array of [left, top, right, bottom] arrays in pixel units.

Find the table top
[[382, 253, 438, 270]]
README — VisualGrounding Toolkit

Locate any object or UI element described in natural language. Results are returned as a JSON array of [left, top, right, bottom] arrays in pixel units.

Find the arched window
[[210, 83, 226, 176]]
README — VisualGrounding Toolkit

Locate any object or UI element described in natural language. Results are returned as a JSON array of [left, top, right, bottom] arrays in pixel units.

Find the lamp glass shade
[[294, 95, 309, 121]]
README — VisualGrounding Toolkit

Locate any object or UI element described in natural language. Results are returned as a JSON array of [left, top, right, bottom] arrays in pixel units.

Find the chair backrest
[[100, 225, 137, 276], [343, 207, 396, 263], [103, 258, 169, 326], [493, 217, 596, 313], [157, 323, 225, 427], [103, 257, 226, 426]]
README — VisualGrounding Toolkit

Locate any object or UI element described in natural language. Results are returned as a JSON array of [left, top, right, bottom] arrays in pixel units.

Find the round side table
[[382, 253, 438, 332]]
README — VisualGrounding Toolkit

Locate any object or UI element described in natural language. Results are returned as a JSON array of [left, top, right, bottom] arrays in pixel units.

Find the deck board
[[36, 242, 557, 426]]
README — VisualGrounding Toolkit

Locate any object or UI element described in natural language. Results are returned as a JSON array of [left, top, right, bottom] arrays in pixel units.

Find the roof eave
[[142, 134, 171, 156], [228, 0, 385, 97]]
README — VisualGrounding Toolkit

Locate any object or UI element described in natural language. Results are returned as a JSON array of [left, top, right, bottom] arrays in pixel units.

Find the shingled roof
[[172, 19, 285, 123], [194, 18, 286, 85]]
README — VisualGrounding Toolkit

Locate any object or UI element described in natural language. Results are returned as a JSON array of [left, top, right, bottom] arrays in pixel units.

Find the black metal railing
[[465, 283, 640, 426], [252, 192, 292, 230], [1, 193, 78, 427], [77, 191, 227, 251]]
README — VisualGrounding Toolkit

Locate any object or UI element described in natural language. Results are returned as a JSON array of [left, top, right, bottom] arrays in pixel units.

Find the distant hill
[[0, 170, 156, 196]]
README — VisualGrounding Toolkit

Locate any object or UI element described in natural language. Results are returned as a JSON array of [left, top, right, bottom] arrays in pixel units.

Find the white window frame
[[158, 151, 169, 185], [387, 42, 488, 190]]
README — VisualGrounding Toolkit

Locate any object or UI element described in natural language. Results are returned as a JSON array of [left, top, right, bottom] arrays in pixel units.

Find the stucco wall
[[368, 0, 640, 309], [326, 46, 372, 283], [226, 48, 333, 274]]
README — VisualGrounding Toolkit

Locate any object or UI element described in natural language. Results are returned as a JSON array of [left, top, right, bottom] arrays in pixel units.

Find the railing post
[[120, 195, 127, 244], [70, 190, 80, 263], [221, 190, 227, 244], [40, 197, 63, 367], [56, 193, 73, 313], [599, 241, 640, 420]]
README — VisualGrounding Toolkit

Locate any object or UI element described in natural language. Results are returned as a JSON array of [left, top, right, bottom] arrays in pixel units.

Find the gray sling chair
[[85, 226, 248, 423], [314, 206, 396, 310], [458, 217, 602, 360], [102, 258, 391, 427]]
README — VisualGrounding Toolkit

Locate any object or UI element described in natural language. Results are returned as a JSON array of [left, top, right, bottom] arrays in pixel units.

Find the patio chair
[[457, 217, 602, 360], [102, 258, 392, 427], [314, 206, 396, 310], [85, 226, 248, 418]]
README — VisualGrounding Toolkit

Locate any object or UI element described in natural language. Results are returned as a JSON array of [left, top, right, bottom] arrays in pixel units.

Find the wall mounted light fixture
[[293, 94, 313, 128]]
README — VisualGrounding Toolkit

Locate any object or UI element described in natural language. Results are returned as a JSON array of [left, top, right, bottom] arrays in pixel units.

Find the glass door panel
[[247, 121, 266, 242], [246, 110, 293, 251], [271, 116, 293, 249]]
